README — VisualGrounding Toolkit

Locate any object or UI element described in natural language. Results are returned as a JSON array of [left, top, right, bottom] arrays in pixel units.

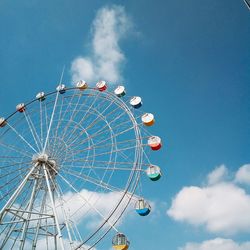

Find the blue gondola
[[135, 199, 151, 216], [56, 84, 66, 94]]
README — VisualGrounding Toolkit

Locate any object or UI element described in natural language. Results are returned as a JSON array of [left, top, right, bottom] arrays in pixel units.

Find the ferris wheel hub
[[33, 153, 49, 163], [32, 153, 58, 173]]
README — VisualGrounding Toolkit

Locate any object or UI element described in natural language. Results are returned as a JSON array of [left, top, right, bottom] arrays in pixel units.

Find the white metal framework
[[0, 85, 161, 249], [244, 0, 250, 10]]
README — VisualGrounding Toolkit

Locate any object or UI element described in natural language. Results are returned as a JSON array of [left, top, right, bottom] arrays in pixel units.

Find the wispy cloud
[[179, 238, 250, 250], [207, 165, 228, 185], [71, 5, 131, 84], [0, 234, 96, 250], [235, 164, 250, 185], [54, 189, 133, 230], [167, 164, 250, 235]]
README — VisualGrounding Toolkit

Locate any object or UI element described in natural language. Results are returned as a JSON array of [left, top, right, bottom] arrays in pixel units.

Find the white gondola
[[0, 117, 7, 128], [56, 84, 66, 94], [129, 96, 142, 109], [16, 103, 26, 113], [76, 80, 88, 90], [96, 80, 107, 91], [36, 92, 46, 101], [114, 85, 126, 97]]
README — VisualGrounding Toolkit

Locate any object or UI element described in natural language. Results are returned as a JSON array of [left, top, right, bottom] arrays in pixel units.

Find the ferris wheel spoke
[[62, 94, 109, 147], [53, 168, 119, 234], [64, 164, 144, 173], [6, 123, 38, 153], [63, 100, 123, 148], [39, 100, 44, 148], [0, 160, 31, 170], [67, 143, 142, 160], [50, 94, 66, 156], [0, 166, 29, 181], [61, 168, 122, 194], [63, 158, 149, 168], [58, 93, 85, 144], [63, 94, 116, 146], [66, 137, 145, 159], [43, 90, 60, 152], [65, 127, 133, 159], [0, 141, 32, 159], [0, 170, 30, 193], [44, 103, 50, 145], [23, 111, 43, 152], [66, 116, 139, 153], [54, 92, 89, 145]]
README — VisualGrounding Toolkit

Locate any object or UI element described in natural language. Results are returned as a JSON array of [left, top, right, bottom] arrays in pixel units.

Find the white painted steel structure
[[0, 85, 161, 249]]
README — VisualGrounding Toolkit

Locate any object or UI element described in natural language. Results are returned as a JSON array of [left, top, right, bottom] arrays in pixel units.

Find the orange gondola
[[76, 80, 88, 90], [141, 113, 155, 126]]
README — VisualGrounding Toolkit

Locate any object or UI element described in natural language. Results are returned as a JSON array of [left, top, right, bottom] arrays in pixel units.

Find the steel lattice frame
[[244, 0, 250, 10], [0, 86, 154, 249]]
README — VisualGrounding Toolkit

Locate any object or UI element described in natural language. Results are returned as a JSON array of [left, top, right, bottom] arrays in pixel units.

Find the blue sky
[[0, 1, 250, 250]]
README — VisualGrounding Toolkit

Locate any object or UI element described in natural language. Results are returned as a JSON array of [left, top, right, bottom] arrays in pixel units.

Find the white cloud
[[207, 165, 228, 185], [179, 238, 250, 250], [51, 188, 132, 232], [71, 5, 131, 84], [35, 238, 95, 250], [167, 165, 250, 235], [0, 234, 95, 250], [235, 164, 250, 185]]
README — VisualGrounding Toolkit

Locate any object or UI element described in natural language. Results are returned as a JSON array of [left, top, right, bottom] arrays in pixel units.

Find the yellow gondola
[[112, 233, 130, 250], [76, 80, 88, 90]]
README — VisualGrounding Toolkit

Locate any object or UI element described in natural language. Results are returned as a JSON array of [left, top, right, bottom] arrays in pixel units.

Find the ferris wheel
[[0, 80, 162, 250]]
